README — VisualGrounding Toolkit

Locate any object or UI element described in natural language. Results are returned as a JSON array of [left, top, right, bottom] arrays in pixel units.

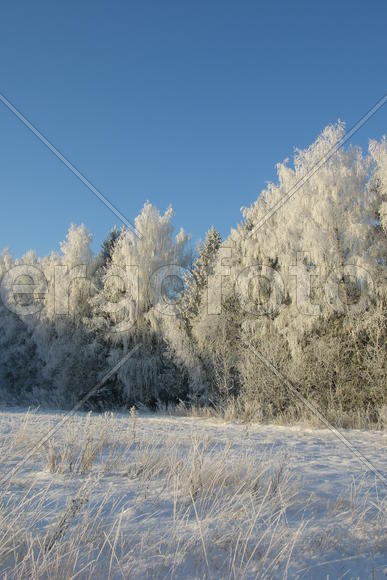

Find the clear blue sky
[[0, 1, 386, 257]]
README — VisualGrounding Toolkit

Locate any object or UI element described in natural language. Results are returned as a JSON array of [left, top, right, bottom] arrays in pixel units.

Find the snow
[[0, 407, 386, 578]]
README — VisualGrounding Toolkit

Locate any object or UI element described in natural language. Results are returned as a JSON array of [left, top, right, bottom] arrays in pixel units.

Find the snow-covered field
[[0, 408, 386, 579]]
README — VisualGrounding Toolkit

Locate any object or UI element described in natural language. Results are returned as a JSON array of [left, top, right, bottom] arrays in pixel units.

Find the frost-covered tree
[[26, 224, 101, 407], [0, 250, 42, 403], [221, 124, 387, 419], [224, 124, 385, 347], [161, 226, 227, 402], [101, 225, 120, 264], [179, 225, 222, 329], [93, 202, 191, 406]]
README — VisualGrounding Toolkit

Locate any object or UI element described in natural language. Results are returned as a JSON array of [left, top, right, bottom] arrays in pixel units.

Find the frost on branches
[[0, 125, 386, 424]]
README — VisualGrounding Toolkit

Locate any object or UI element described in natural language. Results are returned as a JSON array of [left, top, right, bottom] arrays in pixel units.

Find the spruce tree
[[101, 226, 120, 264], [179, 225, 222, 329]]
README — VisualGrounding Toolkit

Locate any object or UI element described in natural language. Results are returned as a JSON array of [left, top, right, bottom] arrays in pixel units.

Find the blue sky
[[0, 1, 386, 257]]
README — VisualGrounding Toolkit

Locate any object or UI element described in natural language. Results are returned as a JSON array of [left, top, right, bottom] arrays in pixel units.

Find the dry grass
[[41, 411, 134, 475], [0, 410, 385, 579], [169, 398, 387, 430]]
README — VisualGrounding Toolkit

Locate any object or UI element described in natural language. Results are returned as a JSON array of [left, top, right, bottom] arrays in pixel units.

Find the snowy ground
[[0, 407, 386, 579]]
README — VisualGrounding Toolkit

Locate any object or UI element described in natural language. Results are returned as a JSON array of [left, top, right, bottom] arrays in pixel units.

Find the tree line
[[0, 123, 386, 426]]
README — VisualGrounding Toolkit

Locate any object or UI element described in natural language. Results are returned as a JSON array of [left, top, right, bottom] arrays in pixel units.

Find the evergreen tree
[[179, 225, 222, 329], [101, 226, 120, 264]]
